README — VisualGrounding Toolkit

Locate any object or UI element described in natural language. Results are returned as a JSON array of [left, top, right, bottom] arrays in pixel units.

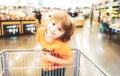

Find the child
[[34, 11, 75, 76]]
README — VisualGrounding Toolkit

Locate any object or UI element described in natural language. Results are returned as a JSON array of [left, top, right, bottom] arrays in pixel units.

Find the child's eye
[[58, 28, 61, 31], [53, 23, 55, 26]]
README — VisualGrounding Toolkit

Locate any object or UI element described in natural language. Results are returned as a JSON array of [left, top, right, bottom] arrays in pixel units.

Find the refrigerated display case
[[1, 21, 21, 36], [21, 20, 37, 34]]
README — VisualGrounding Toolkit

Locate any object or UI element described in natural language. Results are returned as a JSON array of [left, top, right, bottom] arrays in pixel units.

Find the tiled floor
[[0, 19, 120, 76]]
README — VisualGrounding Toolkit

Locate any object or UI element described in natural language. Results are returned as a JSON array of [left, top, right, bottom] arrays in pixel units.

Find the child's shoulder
[[57, 41, 69, 48], [38, 26, 46, 30]]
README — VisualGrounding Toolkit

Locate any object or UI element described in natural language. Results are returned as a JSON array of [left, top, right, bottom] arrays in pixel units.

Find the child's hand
[[34, 44, 43, 52]]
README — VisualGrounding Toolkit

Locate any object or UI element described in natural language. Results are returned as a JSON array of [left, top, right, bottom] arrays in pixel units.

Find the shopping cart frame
[[0, 49, 110, 76]]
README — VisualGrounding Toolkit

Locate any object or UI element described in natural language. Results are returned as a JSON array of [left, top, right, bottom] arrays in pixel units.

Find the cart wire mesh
[[0, 49, 110, 76]]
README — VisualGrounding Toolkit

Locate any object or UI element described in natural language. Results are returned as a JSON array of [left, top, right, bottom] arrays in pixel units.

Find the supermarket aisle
[[70, 20, 120, 76], [0, 20, 120, 76]]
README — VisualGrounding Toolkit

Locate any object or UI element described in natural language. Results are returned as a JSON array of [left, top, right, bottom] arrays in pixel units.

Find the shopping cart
[[0, 49, 110, 76]]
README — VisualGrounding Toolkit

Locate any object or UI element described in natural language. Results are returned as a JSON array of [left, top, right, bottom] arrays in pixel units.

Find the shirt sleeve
[[58, 45, 72, 59]]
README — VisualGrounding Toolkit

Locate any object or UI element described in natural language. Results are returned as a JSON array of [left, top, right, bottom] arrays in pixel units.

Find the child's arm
[[40, 51, 73, 66]]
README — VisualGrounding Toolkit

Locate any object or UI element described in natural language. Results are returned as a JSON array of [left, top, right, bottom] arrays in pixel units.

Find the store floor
[[0, 19, 120, 76]]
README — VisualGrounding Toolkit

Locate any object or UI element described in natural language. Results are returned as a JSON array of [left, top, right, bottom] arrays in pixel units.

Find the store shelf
[[105, 2, 119, 7], [97, 1, 120, 23], [112, 6, 120, 18]]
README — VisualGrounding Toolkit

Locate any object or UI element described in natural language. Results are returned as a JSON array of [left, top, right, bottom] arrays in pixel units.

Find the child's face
[[46, 20, 65, 40]]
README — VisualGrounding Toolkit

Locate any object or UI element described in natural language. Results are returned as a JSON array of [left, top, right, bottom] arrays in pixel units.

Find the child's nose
[[52, 26, 57, 32]]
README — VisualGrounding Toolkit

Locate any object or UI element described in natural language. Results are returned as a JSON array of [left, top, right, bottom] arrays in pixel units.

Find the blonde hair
[[49, 11, 75, 42]]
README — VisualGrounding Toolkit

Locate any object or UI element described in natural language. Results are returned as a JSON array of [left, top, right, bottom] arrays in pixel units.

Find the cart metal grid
[[0, 49, 110, 76]]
